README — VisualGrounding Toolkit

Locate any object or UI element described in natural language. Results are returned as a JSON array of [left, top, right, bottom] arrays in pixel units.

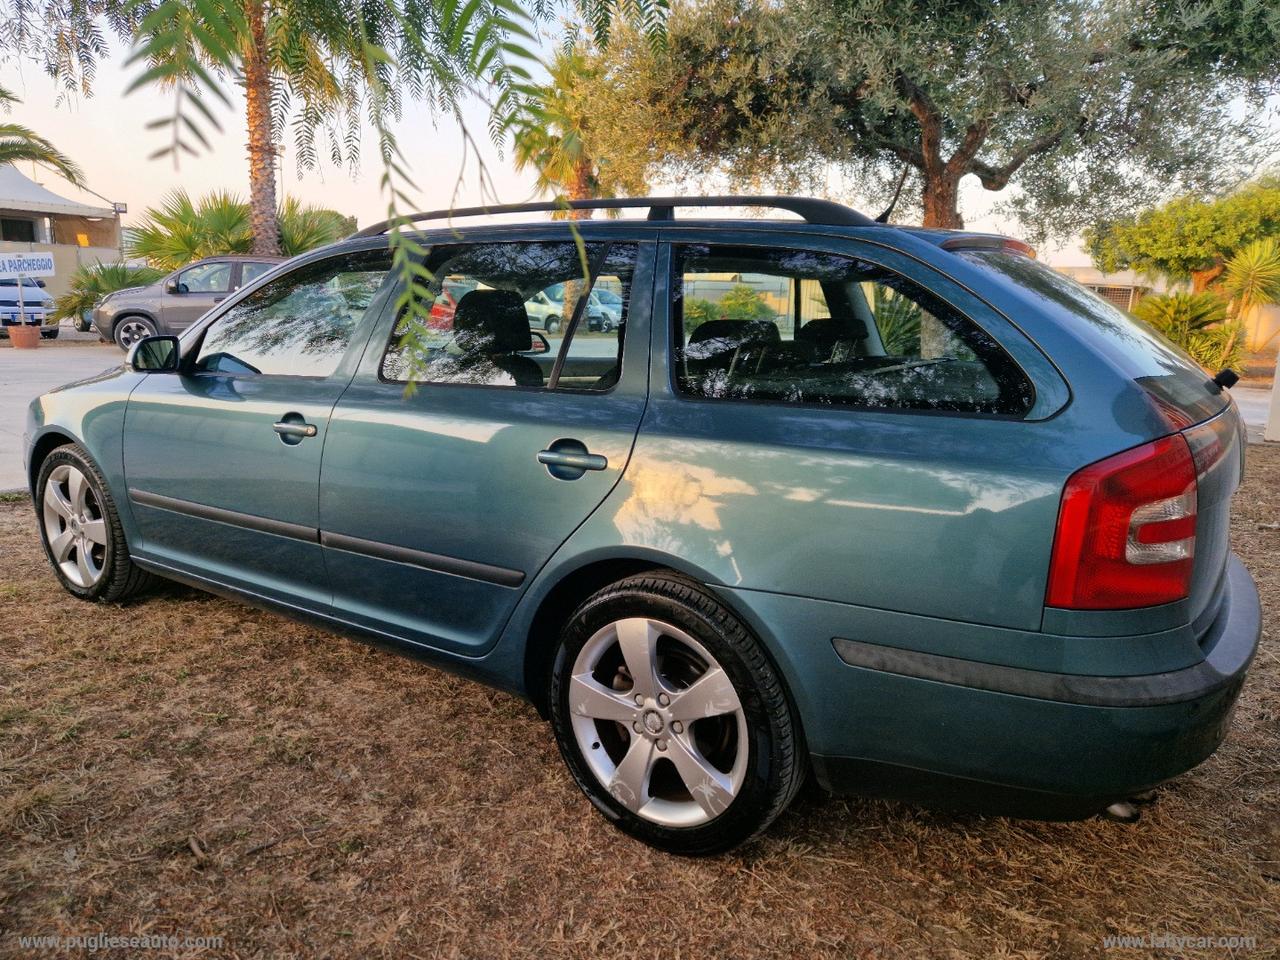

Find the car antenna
[[875, 166, 910, 224]]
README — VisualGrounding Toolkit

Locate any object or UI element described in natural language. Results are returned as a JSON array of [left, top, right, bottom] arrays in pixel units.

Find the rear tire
[[35, 444, 154, 603], [549, 571, 804, 854]]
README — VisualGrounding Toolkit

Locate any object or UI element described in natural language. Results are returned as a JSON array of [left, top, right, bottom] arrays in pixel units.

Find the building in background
[[0, 164, 124, 299]]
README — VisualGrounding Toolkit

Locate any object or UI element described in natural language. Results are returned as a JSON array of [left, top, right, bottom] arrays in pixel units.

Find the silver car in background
[[93, 255, 282, 349]]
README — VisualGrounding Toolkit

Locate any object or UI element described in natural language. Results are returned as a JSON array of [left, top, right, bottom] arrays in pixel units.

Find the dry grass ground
[[2, 449, 1279, 960]]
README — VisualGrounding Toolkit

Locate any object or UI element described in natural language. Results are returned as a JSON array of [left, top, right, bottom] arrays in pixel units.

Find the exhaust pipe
[[1101, 790, 1158, 823]]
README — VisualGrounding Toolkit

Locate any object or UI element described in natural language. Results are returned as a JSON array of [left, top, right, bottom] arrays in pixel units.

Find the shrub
[[51, 263, 167, 323], [1132, 292, 1245, 372]]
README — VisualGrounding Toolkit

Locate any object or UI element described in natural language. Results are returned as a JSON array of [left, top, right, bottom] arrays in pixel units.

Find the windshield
[[0, 278, 41, 288], [960, 250, 1227, 424]]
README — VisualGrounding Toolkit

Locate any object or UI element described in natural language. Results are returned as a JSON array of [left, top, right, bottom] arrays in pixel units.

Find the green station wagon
[[24, 197, 1260, 854]]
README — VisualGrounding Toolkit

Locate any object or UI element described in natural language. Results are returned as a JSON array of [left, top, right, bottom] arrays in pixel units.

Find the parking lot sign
[[0, 253, 56, 278]]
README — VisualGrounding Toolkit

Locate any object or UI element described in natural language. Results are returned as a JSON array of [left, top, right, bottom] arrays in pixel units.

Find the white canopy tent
[[0, 164, 116, 220]]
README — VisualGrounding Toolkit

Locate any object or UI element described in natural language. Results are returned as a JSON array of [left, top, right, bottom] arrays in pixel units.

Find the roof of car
[[344, 196, 1030, 255]]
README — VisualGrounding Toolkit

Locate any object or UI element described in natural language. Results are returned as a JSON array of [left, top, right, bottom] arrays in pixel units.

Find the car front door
[[162, 260, 235, 333], [318, 234, 654, 654], [123, 247, 395, 608]]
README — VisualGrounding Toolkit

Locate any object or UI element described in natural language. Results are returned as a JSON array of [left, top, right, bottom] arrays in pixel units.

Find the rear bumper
[[811, 554, 1260, 818]]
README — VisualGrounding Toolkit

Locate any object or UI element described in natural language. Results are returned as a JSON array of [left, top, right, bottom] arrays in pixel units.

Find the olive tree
[[578, 0, 1279, 236]]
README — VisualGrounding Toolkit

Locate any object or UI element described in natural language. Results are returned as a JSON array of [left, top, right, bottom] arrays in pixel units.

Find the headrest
[[796, 316, 869, 351], [453, 289, 532, 354], [686, 319, 781, 358]]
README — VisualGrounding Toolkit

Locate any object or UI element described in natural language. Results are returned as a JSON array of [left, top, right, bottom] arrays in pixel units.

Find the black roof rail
[[350, 195, 877, 238]]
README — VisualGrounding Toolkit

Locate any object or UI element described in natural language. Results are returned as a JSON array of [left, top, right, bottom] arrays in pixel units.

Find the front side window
[[177, 261, 233, 294], [194, 249, 391, 378], [674, 245, 1032, 415], [381, 242, 636, 391]]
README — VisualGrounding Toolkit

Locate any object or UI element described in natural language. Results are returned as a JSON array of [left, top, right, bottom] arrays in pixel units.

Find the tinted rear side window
[[673, 244, 1033, 416], [960, 251, 1226, 422]]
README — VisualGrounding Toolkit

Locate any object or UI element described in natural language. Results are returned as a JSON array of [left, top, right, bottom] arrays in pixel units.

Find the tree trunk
[[1191, 264, 1224, 293], [243, 0, 281, 257], [569, 158, 594, 220], [921, 173, 964, 229], [917, 173, 962, 356]]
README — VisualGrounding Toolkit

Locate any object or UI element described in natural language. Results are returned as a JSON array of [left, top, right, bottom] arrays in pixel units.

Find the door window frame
[[363, 227, 658, 400], [652, 229, 1066, 422], [176, 243, 399, 383]]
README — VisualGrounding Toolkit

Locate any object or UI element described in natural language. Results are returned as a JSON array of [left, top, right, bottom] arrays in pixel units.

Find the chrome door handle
[[537, 449, 608, 472], [273, 420, 317, 439]]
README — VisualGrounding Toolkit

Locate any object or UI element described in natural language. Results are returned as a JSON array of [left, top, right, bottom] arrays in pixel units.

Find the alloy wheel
[[41, 463, 107, 588], [115, 319, 153, 349], [568, 617, 749, 827]]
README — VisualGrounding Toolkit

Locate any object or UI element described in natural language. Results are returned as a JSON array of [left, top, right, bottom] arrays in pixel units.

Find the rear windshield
[[960, 251, 1226, 423]]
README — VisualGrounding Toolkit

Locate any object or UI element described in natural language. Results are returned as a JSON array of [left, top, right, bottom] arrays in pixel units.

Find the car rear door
[[123, 247, 395, 609], [317, 232, 654, 654]]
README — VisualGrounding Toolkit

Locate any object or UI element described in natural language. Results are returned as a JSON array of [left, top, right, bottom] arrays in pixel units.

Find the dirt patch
[[2, 449, 1279, 959]]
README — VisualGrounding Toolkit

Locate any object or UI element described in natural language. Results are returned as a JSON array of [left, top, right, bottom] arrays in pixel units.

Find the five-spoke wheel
[[551, 572, 804, 854], [568, 617, 749, 827], [41, 462, 108, 589], [35, 444, 153, 602]]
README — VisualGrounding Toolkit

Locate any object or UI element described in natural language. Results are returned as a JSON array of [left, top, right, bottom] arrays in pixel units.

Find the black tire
[[113, 315, 157, 351], [549, 571, 804, 854], [545, 318, 560, 334], [41, 327, 59, 339], [35, 444, 154, 603]]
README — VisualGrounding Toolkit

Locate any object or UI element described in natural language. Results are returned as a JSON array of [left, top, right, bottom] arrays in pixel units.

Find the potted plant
[[6, 322, 41, 349]]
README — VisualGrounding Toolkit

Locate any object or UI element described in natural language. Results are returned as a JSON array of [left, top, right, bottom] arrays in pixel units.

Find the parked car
[[525, 281, 606, 334], [0, 277, 58, 339], [93, 255, 283, 350], [592, 287, 623, 331], [24, 197, 1259, 855]]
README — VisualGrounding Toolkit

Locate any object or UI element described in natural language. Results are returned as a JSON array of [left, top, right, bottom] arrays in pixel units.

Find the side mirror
[[128, 335, 181, 373], [36, 279, 47, 288], [527, 332, 551, 354], [165, 280, 181, 294]]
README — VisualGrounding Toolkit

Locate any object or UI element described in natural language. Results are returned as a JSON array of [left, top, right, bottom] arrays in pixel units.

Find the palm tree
[[512, 48, 612, 220], [127, 189, 352, 270], [0, 86, 85, 185]]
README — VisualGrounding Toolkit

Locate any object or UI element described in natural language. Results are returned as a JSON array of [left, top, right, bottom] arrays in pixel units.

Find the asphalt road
[[3, 338, 1277, 491]]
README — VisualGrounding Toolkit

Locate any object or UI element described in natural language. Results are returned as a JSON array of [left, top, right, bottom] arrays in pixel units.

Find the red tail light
[[1046, 436, 1197, 610]]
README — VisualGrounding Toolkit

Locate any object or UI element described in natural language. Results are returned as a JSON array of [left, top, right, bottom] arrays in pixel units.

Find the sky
[[2, 34, 1069, 261]]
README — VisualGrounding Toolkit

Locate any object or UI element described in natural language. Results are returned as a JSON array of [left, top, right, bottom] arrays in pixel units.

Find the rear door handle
[[537, 449, 608, 471], [274, 419, 318, 441], [213, 296, 226, 303]]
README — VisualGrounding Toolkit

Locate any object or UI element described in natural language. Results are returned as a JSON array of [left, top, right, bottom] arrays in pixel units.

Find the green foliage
[[1132, 292, 1245, 372], [512, 46, 617, 207], [0, 84, 85, 185], [1087, 179, 1280, 283], [577, 0, 1277, 235], [127, 190, 352, 269], [50, 263, 167, 323], [872, 287, 922, 355], [719, 284, 774, 322], [1222, 237, 1280, 318]]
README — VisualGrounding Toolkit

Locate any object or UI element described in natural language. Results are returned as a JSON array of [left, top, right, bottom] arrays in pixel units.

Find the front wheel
[[549, 571, 804, 854], [113, 316, 156, 350], [36, 444, 154, 602], [545, 318, 561, 334]]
